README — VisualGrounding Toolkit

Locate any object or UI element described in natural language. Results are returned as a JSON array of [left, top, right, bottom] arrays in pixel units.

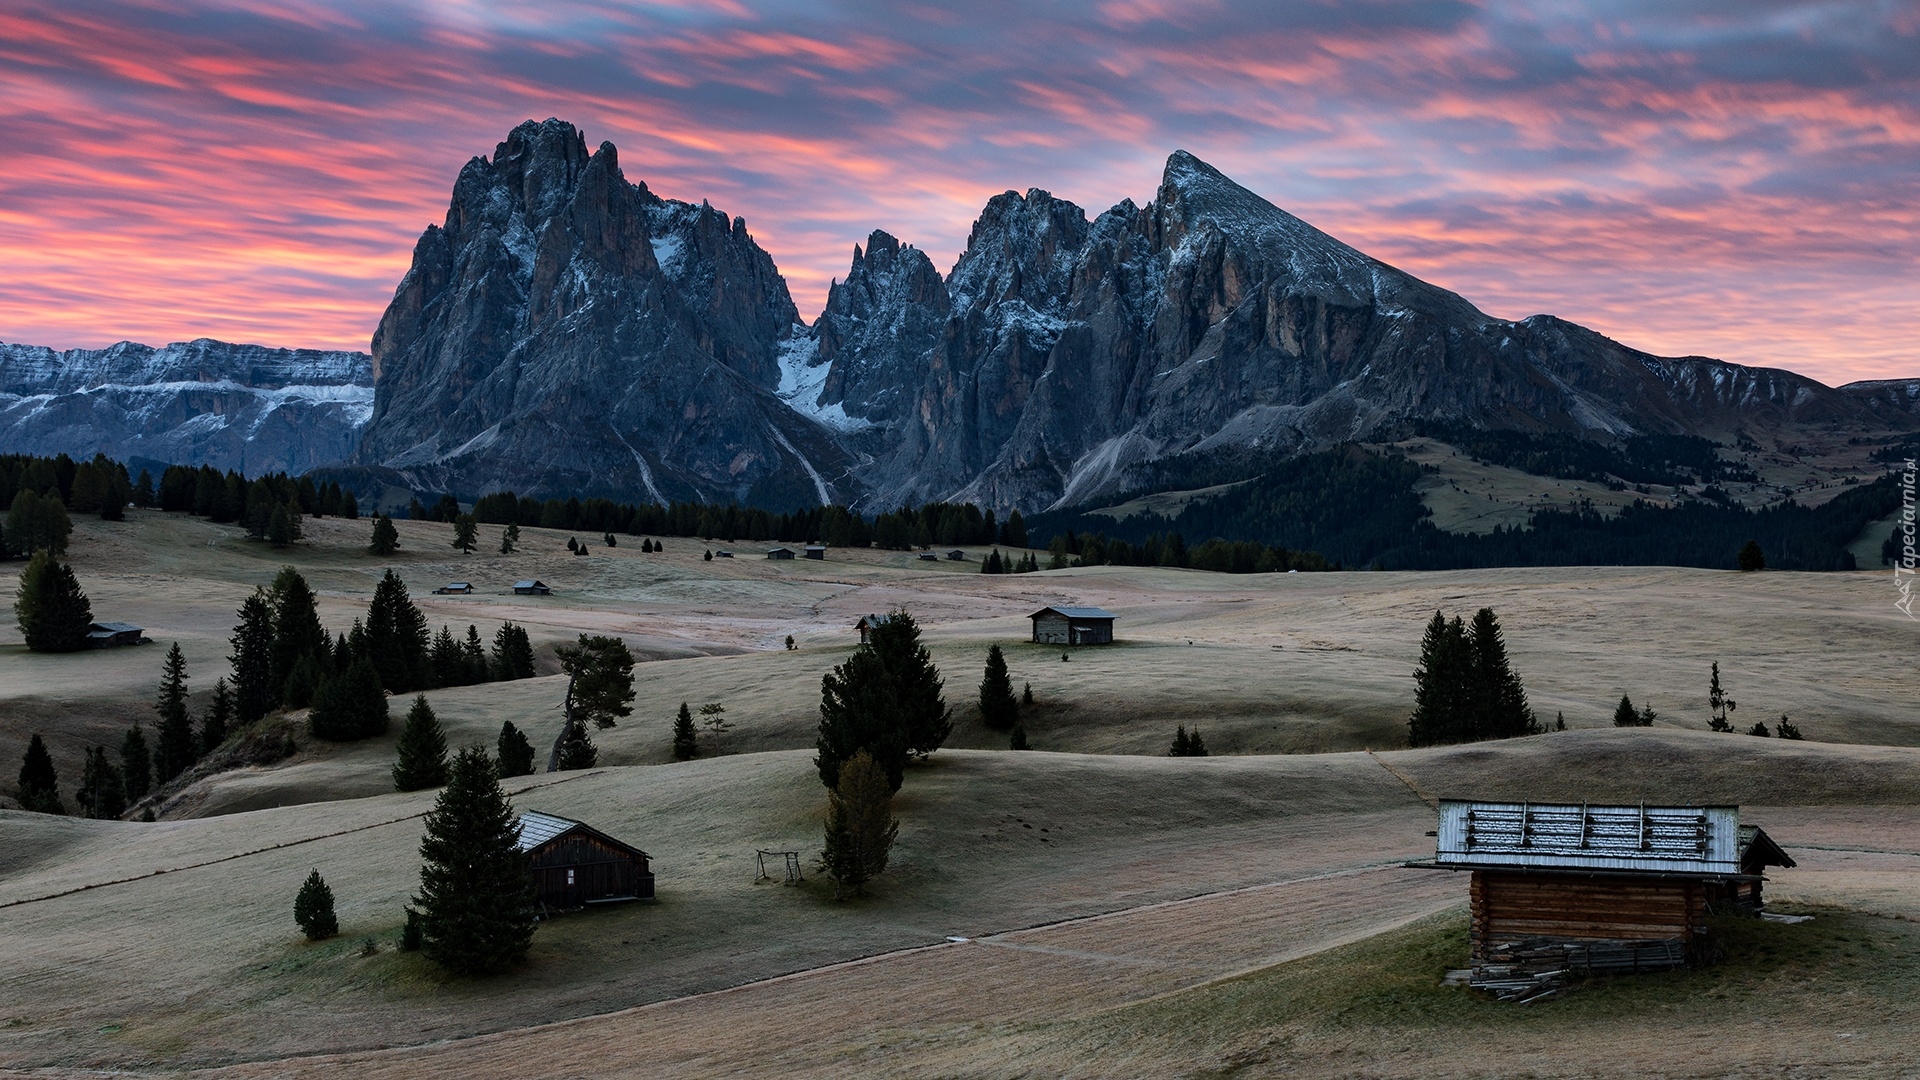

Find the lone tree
[[120, 723, 152, 804], [368, 514, 400, 556], [819, 750, 898, 900], [15, 551, 93, 653], [1738, 540, 1766, 572], [16, 733, 64, 814], [549, 635, 634, 768], [413, 746, 537, 974], [452, 513, 478, 555], [672, 702, 699, 761], [698, 702, 731, 739], [815, 609, 950, 791], [1708, 663, 1737, 732], [294, 869, 340, 941], [75, 746, 126, 820], [392, 696, 450, 791], [308, 655, 390, 741], [499, 522, 520, 555], [977, 644, 1019, 732], [1406, 608, 1538, 746], [495, 721, 536, 778], [153, 642, 198, 784]]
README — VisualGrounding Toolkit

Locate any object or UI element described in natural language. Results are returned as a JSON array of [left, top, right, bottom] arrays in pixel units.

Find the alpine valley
[[6, 118, 1916, 515]]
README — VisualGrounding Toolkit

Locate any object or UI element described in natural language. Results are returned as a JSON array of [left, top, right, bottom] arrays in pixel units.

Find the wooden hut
[[1029, 605, 1117, 645], [804, 545, 827, 560], [512, 580, 551, 595], [516, 811, 654, 911], [85, 621, 148, 648], [854, 614, 894, 643], [765, 547, 796, 560], [1410, 800, 1795, 988], [433, 582, 474, 594], [946, 549, 967, 561]]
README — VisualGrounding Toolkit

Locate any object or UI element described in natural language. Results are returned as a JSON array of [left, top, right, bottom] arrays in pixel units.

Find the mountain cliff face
[[355, 119, 844, 506], [0, 338, 370, 474]]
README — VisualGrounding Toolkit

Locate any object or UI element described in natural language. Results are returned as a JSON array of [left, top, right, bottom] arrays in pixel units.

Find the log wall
[[1470, 871, 1707, 975]]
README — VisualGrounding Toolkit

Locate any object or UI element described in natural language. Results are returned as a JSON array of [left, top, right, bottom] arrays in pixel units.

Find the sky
[[0, 1, 1915, 386]]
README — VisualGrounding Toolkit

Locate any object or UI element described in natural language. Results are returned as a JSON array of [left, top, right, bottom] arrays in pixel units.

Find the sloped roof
[[513, 580, 547, 589], [1431, 801, 1748, 875], [1030, 606, 1117, 620], [88, 621, 143, 634], [515, 811, 648, 859]]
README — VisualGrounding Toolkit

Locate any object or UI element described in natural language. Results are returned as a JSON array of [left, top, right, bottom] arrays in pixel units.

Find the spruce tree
[[1023, 681, 1034, 705], [15, 550, 93, 653], [554, 718, 598, 771], [267, 504, 296, 547], [870, 610, 950, 761], [368, 514, 400, 555], [75, 746, 126, 819], [413, 747, 536, 974], [1737, 540, 1766, 572], [294, 869, 339, 941], [463, 625, 489, 683], [452, 514, 478, 555], [1613, 694, 1641, 727], [1708, 663, 1737, 732], [491, 622, 536, 680], [120, 723, 151, 803], [819, 750, 898, 900], [267, 567, 328, 702], [431, 625, 464, 688], [283, 654, 322, 709], [672, 701, 699, 761], [978, 644, 1019, 731], [1777, 716, 1804, 740], [1009, 722, 1029, 750], [816, 646, 909, 791], [392, 696, 450, 791], [495, 721, 536, 778], [366, 569, 429, 693], [557, 635, 635, 729], [1406, 612, 1471, 747], [229, 589, 276, 723], [1747, 721, 1772, 737], [201, 678, 233, 755], [1467, 608, 1536, 739], [308, 656, 390, 741], [16, 733, 64, 814], [499, 522, 519, 555], [154, 642, 198, 783]]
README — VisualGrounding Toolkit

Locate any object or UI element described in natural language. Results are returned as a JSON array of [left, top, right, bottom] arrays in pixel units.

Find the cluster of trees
[[1413, 422, 1759, 487], [1407, 608, 1539, 746], [1168, 725, 1209, 756], [301, 747, 538, 974], [2, 453, 129, 558], [153, 463, 358, 523], [979, 549, 1041, 574], [1037, 530, 1332, 575], [15, 551, 93, 652]]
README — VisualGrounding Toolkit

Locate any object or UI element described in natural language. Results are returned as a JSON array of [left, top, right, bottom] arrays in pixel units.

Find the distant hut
[[765, 547, 796, 560], [854, 614, 895, 644], [714, 550, 734, 558], [516, 811, 654, 911], [85, 622, 148, 648], [512, 580, 552, 596], [1029, 605, 1117, 645], [433, 582, 474, 595], [917, 552, 940, 561], [1409, 800, 1796, 989], [804, 545, 827, 560], [946, 549, 967, 561]]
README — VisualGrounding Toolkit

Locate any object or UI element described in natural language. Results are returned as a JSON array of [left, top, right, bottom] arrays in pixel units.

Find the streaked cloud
[[0, 0, 1913, 385]]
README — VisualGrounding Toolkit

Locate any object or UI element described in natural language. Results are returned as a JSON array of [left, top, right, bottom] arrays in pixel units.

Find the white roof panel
[[1433, 800, 1741, 875]]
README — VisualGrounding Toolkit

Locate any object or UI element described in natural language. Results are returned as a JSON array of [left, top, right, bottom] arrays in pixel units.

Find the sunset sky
[[1, 0, 1914, 386]]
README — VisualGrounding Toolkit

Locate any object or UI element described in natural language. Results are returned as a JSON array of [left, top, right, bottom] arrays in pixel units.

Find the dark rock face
[[812, 230, 949, 428], [0, 338, 370, 474], [828, 151, 1913, 511], [356, 118, 843, 506]]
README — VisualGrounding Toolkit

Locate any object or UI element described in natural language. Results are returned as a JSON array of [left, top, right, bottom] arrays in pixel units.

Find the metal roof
[[88, 622, 143, 634], [1431, 800, 1742, 875], [515, 811, 581, 850], [513, 580, 547, 589], [1030, 605, 1117, 620]]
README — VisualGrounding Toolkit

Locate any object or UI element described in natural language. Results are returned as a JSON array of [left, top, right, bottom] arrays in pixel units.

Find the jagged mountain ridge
[[0, 338, 371, 475]]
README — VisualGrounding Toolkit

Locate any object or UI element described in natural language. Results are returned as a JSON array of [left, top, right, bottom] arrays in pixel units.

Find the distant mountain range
[[6, 118, 1916, 511]]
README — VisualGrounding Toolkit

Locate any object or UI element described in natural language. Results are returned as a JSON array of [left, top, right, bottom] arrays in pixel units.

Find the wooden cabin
[[433, 582, 474, 595], [946, 549, 967, 561], [516, 811, 654, 911], [714, 550, 734, 558], [855, 614, 894, 643], [765, 547, 796, 560], [512, 580, 551, 595], [85, 621, 148, 648], [917, 552, 940, 561], [1410, 800, 1795, 986], [1029, 605, 1117, 645], [804, 545, 827, 560]]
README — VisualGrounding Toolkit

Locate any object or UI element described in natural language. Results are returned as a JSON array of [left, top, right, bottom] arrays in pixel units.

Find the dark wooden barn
[[1411, 800, 1794, 990], [855, 613, 894, 643], [1029, 605, 1117, 645], [512, 579, 551, 596], [765, 546, 796, 560], [804, 545, 827, 560], [433, 582, 474, 594], [516, 811, 654, 911], [85, 621, 148, 648]]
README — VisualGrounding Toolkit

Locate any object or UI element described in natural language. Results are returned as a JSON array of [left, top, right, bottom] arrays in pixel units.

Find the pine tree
[[452, 514, 478, 555], [201, 678, 233, 755], [1169, 725, 1211, 756], [977, 644, 1019, 732], [499, 522, 519, 555], [120, 723, 151, 803], [554, 717, 598, 771], [431, 625, 464, 688], [308, 656, 390, 741], [815, 608, 948, 792], [495, 721, 536, 778], [672, 702, 698, 761], [412, 747, 536, 973], [1708, 662, 1737, 732], [870, 610, 950, 762], [366, 569, 429, 693], [557, 635, 635, 730], [392, 696, 450, 791], [491, 623, 536, 680], [340, 491, 359, 519], [369, 514, 400, 555], [1746, 721, 1772, 737], [75, 746, 126, 819], [463, 625, 489, 684], [1554, 710, 1567, 731], [294, 869, 339, 941], [15, 550, 93, 653], [1467, 608, 1536, 739], [132, 469, 155, 508], [1776, 716, 1804, 740], [17, 733, 64, 814], [267, 504, 296, 547], [267, 567, 328, 703], [1613, 694, 1644, 727], [229, 589, 276, 723], [154, 642, 198, 783], [1009, 722, 1029, 750], [1737, 540, 1766, 572], [1023, 681, 1034, 705], [283, 653, 323, 709], [819, 750, 898, 900], [1406, 612, 1470, 747]]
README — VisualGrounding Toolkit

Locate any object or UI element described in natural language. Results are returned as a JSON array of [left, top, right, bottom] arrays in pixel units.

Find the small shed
[[854, 614, 894, 644], [516, 811, 654, 910], [1410, 800, 1796, 986], [804, 545, 827, 560], [946, 549, 967, 561], [715, 549, 734, 558], [917, 552, 940, 561], [513, 580, 552, 596], [85, 622, 148, 648], [434, 582, 474, 595], [1029, 605, 1117, 645], [765, 547, 796, 560]]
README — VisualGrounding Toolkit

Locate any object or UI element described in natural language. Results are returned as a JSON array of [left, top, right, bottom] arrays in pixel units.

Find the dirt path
[[198, 864, 1457, 1079]]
